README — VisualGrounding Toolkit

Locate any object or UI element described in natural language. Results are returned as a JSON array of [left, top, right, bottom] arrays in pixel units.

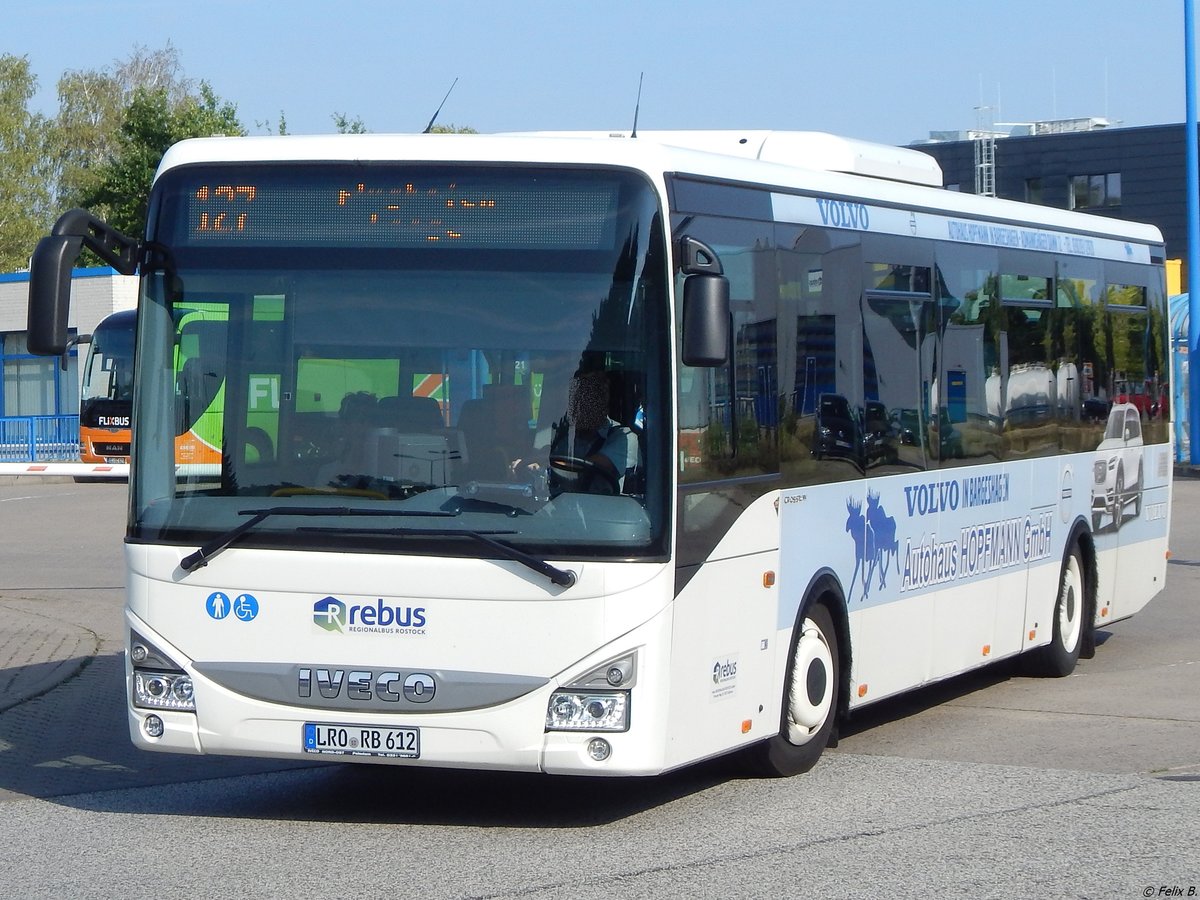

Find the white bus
[[27, 131, 1172, 777]]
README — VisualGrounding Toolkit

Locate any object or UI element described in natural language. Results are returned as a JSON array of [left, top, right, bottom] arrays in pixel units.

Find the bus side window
[[675, 216, 778, 484], [935, 244, 1003, 468], [862, 244, 935, 474]]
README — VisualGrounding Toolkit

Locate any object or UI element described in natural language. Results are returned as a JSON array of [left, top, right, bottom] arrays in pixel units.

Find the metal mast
[[974, 106, 996, 197]]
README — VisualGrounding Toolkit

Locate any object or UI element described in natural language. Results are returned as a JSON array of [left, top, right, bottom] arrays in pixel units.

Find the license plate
[[303, 723, 420, 758]]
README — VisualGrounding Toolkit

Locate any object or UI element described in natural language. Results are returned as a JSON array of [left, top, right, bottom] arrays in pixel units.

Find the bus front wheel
[[1029, 545, 1086, 677], [744, 601, 840, 777]]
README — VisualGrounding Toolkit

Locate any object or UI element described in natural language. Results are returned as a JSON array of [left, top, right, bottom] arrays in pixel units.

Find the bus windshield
[[81, 312, 135, 405], [131, 164, 670, 560]]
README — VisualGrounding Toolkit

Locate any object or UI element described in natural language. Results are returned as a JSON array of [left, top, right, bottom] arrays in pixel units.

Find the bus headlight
[[546, 650, 636, 731], [134, 671, 196, 711], [545, 690, 628, 732], [130, 630, 195, 712]]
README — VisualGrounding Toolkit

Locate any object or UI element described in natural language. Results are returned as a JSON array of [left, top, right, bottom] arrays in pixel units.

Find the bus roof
[[155, 131, 1165, 248], [95, 308, 138, 328], [508, 130, 946, 187]]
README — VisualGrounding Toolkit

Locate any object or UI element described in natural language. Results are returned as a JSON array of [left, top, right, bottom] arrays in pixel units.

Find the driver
[[550, 370, 638, 495]]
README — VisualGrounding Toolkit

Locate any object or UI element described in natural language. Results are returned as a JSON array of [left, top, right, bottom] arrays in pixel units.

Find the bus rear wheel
[[1030, 545, 1086, 677], [744, 601, 840, 777]]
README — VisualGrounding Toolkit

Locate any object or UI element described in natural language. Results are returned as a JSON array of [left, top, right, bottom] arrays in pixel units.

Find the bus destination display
[[180, 173, 621, 250]]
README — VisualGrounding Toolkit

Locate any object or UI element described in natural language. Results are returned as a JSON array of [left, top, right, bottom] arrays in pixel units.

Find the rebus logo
[[713, 659, 737, 684], [311, 596, 427, 635], [313, 597, 347, 633]]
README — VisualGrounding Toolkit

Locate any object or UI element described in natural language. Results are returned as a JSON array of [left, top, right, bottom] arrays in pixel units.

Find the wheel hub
[[788, 620, 834, 740]]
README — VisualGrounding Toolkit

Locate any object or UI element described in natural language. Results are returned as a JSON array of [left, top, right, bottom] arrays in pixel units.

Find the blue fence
[[0, 416, 80, 462]]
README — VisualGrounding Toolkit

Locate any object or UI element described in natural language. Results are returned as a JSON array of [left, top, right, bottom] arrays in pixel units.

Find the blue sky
[[6, 0, 1190, 146]]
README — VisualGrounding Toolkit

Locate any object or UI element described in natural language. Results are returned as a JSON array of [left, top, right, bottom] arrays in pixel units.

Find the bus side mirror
[[678, 235, 729, 367], [28, 233, 83, 356], [28, 208, 141, 357], [61, 332, 92, 372], [681, 274, 730, 367]]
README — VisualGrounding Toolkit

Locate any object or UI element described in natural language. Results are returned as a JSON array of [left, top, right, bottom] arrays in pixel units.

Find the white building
[[0, 268, 136, 447]]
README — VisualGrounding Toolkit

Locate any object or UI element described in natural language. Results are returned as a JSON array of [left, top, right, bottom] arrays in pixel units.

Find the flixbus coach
[[26, 131, 1171, 776], [76, 308, 136, 464], [73, 305, 232, 467]]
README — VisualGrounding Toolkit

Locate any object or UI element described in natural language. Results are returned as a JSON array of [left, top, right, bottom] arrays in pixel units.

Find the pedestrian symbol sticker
[[206, 591, 259, 622], [207, 591, 231, 619]]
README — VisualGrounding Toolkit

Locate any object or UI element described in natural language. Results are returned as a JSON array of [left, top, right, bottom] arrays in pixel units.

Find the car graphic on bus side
[[1091, 402, 1143, 531]]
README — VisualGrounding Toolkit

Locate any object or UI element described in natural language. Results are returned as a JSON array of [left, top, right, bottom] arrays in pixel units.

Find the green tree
[[256, 110, 288, 135], [80, 81, 244, 237], [332, 112, 368, 134], [329, 115, 478, 135], [51, 67, 124, 209], [0, 54, 54, 272], [51, 44, 196, 212]]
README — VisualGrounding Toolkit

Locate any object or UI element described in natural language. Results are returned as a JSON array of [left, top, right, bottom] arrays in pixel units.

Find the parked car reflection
[[1081, 397, 1111, 422], [812, 393, 859, 462], [862, 400, 897, 464]]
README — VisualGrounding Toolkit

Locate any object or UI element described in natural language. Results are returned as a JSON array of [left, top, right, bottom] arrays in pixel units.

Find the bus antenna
[[423, 78, 459, 134], [630, 72, 644, 138]]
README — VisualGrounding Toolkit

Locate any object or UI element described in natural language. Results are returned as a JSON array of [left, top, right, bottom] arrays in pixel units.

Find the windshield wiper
[[179, 506, 456, 573], [299, 525, 577, 588]]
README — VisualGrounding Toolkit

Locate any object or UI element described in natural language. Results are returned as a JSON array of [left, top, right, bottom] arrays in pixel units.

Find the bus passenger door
[[669, 214, 783, 766]]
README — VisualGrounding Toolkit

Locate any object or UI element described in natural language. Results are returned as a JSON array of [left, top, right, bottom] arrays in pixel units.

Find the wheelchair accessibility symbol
[[206, 591, 259, 622]]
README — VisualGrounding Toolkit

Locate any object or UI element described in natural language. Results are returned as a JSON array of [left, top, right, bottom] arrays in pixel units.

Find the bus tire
[[1030, 544, 1086, 677], [744, 601, 840, 777]]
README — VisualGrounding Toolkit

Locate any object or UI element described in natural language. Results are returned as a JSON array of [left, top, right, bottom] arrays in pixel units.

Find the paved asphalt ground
[[0, 477, 1196, 899]]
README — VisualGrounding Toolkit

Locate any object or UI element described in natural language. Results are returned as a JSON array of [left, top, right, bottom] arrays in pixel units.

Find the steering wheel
[[548, 454, 620, 495]]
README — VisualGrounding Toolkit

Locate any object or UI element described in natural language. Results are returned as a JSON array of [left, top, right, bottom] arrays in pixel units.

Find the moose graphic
[[845, 490, 901, 603]]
